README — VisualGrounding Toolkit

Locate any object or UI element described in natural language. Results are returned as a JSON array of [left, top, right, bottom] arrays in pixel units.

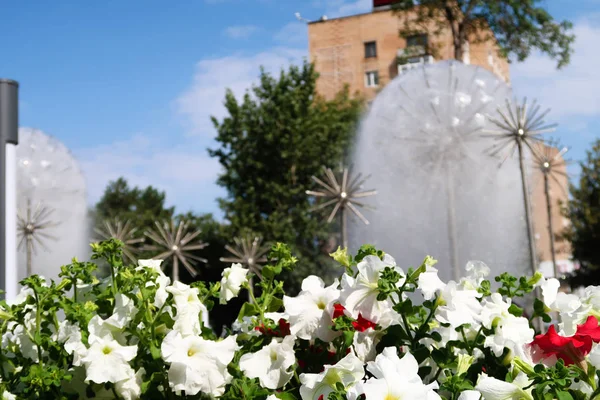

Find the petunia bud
[[329, 247, 350, 267], [456, 353, 475, 375], [513, 357, 535, 376]]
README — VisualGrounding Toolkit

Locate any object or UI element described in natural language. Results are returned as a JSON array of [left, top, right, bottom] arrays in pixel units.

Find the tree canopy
[[392, 0, 575, 68], [209, 61, 365, 289], [95, 177, 175, 235], [563, 140, 600, 287]]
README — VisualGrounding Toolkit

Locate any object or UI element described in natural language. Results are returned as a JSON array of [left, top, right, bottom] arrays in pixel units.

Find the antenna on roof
[[295, 12, 311, 23]]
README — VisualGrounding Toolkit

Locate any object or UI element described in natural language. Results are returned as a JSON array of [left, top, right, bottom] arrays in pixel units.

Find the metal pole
[[172, 257, 179, 282], [446, 169, 460, 281], [26, 198, 32, 277], [544, 173, 559, 278], [0, 79, 19, 301], [517, 140, 538, 275], [341, 205, 348, 249]]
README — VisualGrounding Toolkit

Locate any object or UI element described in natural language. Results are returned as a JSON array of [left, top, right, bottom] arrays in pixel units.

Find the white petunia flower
[[540, 278, 561, 308], [87, 294, 139, 345], [239, 335, 296, 389], [167, 281, 204, 311], [137, 259, 171, 308], [167, 281, 210, 334], [588, 343, 600, 369], [81, 336, 137, 384], [539, 278, 592, 336], [461, 261, 490, 290], [436, 281, 482, 329], [458, 390, 482, 400], [54, 320, 87, 366], [232, 315, 261, 337], [284, 276, 340, 342], [6, 286, 34, 306], [352, 328, 384, 363], [418, 265, 446, 301], [339, 254, 403, 327], [88, 315, 128, 345], [299, 352, 365, 400], [108, 294, 139, 329], [161, 330, 239, 396], [115, 367, 145, 400], [1, 391, 16, 400], [220, 263, 249, 304], [5, 310, 40, 361], [357, 347, 441, 400], [484, 315, 534, 358], [475, 372, 533, 400], [478, 293, 511, 329]]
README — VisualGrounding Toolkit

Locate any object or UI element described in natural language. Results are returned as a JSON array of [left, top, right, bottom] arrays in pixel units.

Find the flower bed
[[1, 239, 599, 399]]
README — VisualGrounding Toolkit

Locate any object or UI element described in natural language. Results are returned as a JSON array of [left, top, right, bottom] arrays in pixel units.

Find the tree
[[391, 0, 575, 68], [95, 177, 175, 235], [563, 140, 600, 287], [209, 61, 364, 290]]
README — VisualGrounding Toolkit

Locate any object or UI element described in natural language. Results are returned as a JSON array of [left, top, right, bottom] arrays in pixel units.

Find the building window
[[365, 71, 379, 87], [364, 41, 377, 58], [406, 34, 428, 48]]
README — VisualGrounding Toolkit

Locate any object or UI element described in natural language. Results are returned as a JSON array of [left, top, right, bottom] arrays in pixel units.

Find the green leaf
[[508, 304, 523, 317], [238, 302, 260, 320], [556, 391, 575, 400]]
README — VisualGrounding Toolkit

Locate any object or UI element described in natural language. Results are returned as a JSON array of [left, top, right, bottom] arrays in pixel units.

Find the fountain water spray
[[17, 128, 89, 281], [351, 61, 527, 282]]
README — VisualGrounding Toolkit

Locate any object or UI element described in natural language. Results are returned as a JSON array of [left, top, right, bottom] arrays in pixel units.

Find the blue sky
[[2, 0, 599, 217]]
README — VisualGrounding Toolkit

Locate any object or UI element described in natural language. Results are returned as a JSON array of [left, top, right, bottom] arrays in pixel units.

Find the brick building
[[308, 0, 510, 100], [307, 0, 573, 276]]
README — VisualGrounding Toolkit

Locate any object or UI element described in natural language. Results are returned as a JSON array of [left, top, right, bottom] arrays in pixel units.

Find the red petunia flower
[[352, 314, 377, 332], [278, 319, 291, 336], [333, 303, 346, 319], [530, 316, 600, 366], [254, 318, 291, 337]]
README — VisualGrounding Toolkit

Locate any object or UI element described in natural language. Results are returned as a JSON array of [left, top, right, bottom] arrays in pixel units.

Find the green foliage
[[3, 241, 600, 399], [391, 0, 575, 68], [563, 139, 600, 287], [209, 61, 364, 291]]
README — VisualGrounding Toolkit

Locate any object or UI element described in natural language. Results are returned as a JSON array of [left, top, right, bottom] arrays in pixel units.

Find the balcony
[[397, 46, 434, 74]]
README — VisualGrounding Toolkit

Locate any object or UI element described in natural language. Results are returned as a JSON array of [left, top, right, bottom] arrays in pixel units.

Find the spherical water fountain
[[350, 61, 529, 282], [17, 128, 90, 281]]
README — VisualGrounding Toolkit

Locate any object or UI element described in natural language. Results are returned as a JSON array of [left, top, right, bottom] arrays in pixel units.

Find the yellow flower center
[[188, 348, 197, 357], [102, 346, 112, 355], [317, 300, 326, 310]]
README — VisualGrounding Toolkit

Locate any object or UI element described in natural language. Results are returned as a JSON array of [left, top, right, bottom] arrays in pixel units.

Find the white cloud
[[74, 133, 224, 214], [176, 47, 306, 136], [511, 17, 600, 120], [223, 25, 259, 39]]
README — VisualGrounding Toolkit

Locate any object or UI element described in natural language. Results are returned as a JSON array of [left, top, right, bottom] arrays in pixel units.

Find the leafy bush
[[1, 239, 600, 400]]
